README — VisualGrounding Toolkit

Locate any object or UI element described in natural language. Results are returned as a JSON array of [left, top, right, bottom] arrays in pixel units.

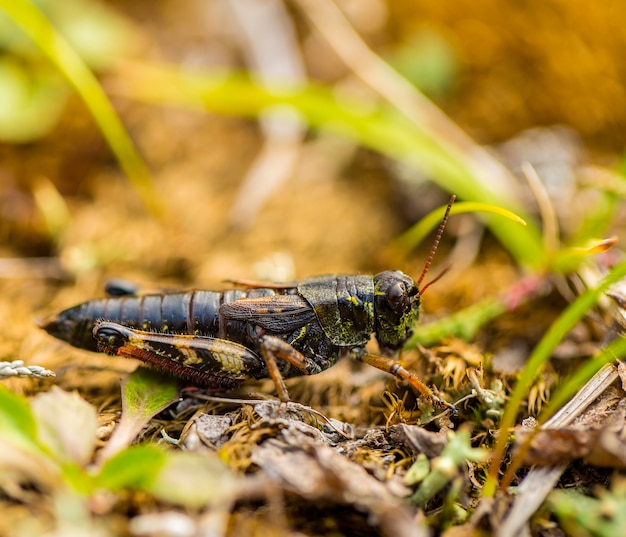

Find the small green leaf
[[147, 451, 239, 508], [411, 431, 487, 506], [550, 484, 626, 537], [96, 367, 179, 463], [388, 29, 458, 98], [0, 384, 39, 449], [59, 461, 96, 495], [42, 0, 139, 70], [0, 386, 67, 492], [404, 453, 430, 485], [95, 444, 166, 491], [122, 367, 180, 419]]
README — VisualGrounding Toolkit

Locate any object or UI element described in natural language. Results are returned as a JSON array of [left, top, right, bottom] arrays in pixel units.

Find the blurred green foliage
[[387, 28, 458, 99], [0, 381, 238, 510], [2, 1, 621, 273], [0, 0, 136, 143], [550, 480, 626, 537]]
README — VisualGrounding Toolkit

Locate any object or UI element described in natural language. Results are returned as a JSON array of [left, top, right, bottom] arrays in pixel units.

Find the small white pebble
[[0, 362, 55, 379], [129, 512, 196, 537]]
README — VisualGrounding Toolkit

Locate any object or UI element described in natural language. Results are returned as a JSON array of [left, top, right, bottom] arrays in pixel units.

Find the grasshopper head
[[373, 270, 420, 355]]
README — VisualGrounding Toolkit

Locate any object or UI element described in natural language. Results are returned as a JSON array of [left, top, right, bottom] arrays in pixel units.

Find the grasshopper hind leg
[[92, 322, 326, 400], [92, 321, 263, 390]]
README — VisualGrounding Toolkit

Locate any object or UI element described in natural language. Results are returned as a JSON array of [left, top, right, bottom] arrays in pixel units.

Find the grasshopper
[[41, 198, 456, 412]]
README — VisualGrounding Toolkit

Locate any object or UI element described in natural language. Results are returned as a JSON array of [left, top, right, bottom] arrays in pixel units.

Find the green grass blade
[[483, 259, 626, 498], [0, 0, 162, 216], [537, 336, 626, 424], [391, 201, 527, 255]]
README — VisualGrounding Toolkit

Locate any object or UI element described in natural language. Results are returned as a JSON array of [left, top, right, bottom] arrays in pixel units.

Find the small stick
[[193, 394, 352, 439]]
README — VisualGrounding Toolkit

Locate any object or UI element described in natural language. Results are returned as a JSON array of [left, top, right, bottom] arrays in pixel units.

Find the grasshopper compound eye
[[386, 281, 409, 313]]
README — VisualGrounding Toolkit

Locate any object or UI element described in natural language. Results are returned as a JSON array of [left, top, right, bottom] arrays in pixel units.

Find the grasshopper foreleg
[[353, 350, 457, 414]]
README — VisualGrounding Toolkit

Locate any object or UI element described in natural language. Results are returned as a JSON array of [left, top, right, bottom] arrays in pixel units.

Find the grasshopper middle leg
[[354, 350, 457, 414]]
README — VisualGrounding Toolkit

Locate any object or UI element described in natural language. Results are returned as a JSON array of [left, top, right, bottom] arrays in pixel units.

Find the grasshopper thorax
[[373, 270, 420, 355]]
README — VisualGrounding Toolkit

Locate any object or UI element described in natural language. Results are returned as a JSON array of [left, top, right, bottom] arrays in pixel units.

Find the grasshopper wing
[[220, 294, 315, 332]]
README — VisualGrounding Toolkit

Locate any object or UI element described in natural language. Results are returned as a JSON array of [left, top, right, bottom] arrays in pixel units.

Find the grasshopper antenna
[[417, 195, 456, 294], [419, 265, 451, 297]]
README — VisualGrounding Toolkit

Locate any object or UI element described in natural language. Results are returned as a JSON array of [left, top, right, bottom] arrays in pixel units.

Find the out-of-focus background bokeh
[[3, 0, 625, 284]]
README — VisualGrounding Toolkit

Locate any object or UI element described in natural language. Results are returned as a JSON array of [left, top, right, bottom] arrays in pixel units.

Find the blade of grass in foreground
[[0, 0, 162, 216], [498, 336, 626, 491], [483, 259, 626, 498]]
